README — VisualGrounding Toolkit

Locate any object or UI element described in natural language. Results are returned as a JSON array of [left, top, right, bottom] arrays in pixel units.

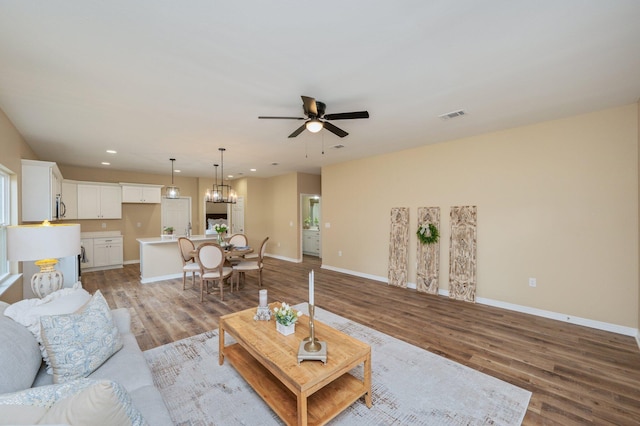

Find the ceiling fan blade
[[323, 121, 349, 138], [288, 123, 307, 138], [258, 116, 305, 120], [324, 111, 370, 120], [301, 96, 318, 117]]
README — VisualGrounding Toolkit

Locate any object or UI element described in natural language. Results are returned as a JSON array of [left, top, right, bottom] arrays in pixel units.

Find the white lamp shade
[[7, 223, 81, 261]]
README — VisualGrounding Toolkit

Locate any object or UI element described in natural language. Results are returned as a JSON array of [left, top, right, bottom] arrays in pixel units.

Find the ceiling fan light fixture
[[306, 119, 323, 133]]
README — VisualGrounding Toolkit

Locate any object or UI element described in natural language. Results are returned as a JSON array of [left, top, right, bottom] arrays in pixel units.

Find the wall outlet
[[277, 242, 281, 247], [101, 223, 107, 229], [529, 277, 537, 287], [338, 250, 342, 257]]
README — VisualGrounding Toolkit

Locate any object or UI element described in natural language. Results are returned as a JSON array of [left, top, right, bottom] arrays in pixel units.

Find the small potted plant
[[273, 302, 303, 336], [303, 217, 311, 229], [163, 226, 174, 235]]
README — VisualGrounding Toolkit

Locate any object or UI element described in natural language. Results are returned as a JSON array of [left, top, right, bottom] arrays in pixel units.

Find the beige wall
[[0, 109, 38, 303], [322, 104, 639, 328]]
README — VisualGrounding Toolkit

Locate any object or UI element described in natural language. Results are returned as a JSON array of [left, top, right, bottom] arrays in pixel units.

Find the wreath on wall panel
[[417, 223, 439, 245]]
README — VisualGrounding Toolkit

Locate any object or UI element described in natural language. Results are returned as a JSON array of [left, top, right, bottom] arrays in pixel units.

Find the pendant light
[[205, 148, 237, 204], [165, 158, 180, 199]]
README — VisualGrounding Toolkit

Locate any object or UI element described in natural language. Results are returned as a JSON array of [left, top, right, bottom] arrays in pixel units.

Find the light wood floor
[[81, 256, 640, 425]]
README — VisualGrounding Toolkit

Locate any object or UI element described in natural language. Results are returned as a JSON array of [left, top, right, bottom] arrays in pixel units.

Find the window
[[0, 165, 10, 283]]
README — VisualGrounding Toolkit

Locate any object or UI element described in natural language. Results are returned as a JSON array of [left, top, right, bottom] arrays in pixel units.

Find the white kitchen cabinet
[[303, 229, 320, 256], [93, 236, 123, 268], [77, 183, 122, 219], [21, 159, 63, 222], [60, 180, 78, 220], [121, 183, 162, 203]]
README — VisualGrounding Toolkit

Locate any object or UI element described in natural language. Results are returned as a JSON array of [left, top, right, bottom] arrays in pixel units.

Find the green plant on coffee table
[[273, 302, 303, 326]]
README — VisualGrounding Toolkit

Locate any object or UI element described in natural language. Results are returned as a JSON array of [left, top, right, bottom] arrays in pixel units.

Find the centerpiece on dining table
[[213, 224, 228, 245]]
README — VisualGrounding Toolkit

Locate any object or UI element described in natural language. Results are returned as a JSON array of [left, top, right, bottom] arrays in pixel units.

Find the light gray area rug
[[144, 304, 531, 425]]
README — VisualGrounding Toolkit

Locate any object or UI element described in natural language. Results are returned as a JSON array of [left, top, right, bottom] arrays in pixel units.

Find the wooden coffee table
[[219, 304, 372, 426]]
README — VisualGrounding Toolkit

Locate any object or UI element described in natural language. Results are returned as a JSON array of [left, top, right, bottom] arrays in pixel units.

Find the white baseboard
[[321, 263, 639, 339], [265, 253, 302, 263], [141, 272, 183, 284], [321, 264, 387, 283], [124, 260, 140, 265]]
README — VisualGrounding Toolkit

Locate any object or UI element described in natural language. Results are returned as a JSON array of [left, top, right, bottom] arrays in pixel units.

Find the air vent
[[332, 144, 345, 149], [438, 109, 466, 120]]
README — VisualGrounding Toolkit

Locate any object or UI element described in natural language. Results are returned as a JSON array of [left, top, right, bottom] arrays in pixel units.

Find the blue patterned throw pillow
[[40, 290, 123, 383]]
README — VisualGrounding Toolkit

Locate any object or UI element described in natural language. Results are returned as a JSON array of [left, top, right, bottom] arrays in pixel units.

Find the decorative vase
[[217, 233, 224, 245], [276, 322, 295, 336]]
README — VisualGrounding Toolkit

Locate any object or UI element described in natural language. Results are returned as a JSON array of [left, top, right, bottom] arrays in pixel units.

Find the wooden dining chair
[[196, 243, 234, 302], [178, 237, 200, 290], [228, 233, 248, 247], [232, 237, 269, 288], [227, 233, 249, 264]]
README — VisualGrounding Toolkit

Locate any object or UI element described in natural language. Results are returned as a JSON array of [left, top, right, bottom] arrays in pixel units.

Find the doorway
[[301, 194, 321, 257], [161, 197, 191, 236]]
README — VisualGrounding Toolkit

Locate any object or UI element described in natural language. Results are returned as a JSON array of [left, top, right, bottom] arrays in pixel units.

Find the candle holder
[[297, 304, 327, 364], [254, 289, 271, 321], [254, 306, 271, 321]]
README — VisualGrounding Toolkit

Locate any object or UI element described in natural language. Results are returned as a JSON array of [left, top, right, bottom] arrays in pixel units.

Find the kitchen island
[[137, 235, 218, 283]]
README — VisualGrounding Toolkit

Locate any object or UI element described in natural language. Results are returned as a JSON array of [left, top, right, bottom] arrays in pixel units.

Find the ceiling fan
[[259, 95, 369, 138]]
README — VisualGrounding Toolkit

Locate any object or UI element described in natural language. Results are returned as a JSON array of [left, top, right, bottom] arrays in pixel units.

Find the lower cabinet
[[303, 229, 320, 256], [81, 235, 123, 271]]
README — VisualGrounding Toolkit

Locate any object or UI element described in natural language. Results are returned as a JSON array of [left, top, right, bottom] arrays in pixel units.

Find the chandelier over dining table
[[205, 147, 237, 204]]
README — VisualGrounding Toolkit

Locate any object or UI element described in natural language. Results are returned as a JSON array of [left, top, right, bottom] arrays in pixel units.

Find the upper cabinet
[[77, 183, 122, 219], [21, 159, 63, 222], [60, 180, 78, 220], [120, 183, 163, 204]]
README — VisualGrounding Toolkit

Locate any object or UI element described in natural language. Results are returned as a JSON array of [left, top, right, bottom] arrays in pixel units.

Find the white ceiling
[[1, 1, 639, 179]]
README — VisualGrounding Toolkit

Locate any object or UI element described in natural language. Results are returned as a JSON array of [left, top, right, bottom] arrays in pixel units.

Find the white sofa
[[0, 300, 172, 425]]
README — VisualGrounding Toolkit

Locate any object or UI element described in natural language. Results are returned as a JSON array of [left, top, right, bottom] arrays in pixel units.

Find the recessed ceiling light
[[250, 168, 257, 172], [174, 169, 181, 173], [227, 175, 233, 178], [106, 150, 117, 154], [101, 162, 110, 165]]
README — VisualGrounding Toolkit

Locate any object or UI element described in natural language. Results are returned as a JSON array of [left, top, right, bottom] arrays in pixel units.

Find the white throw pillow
[[40, 290, 123, 384], [4, 286, 92, 374], [0, 378, 148, 426]]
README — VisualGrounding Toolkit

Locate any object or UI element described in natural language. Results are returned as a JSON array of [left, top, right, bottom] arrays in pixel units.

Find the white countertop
[[81, 231, 122, 238], [137, 234, 217, 245]]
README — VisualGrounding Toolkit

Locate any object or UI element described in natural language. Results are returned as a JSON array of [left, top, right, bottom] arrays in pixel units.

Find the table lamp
[[7, 220, 81, 298]]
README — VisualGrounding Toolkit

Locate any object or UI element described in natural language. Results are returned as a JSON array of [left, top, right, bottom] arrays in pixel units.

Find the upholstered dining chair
[[228, 233, 248, 247], [178, 237, 200, 290], [196, 243, 234, 302], [227, 233, 249, 264], [232, 237, 269, 288]]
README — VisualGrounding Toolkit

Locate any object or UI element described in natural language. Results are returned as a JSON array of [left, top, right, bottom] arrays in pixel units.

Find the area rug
[[144, 304, 531, 425]]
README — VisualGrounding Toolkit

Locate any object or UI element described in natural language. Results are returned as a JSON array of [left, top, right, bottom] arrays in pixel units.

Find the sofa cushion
[[0, 302, 42, 394], [40, 290, 123, 384], [0, 378, 148, 426], [4, 286, 91, 374]]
